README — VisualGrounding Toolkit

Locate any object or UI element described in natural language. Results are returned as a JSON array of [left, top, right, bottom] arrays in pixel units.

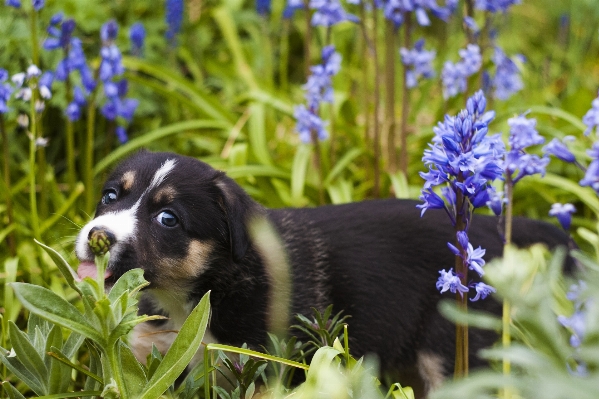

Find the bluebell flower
[[416, 188, 445, 216], [310, 0, 358, 27], [580, 142, 599, 194], [582, 91, 599, 136], [475, 0, 520, 13], [558, 310, 585, 348], [442, 45, 482, 99], [486, 189, 505, 216], [0, 69, 13, 114], [165, 0, 184, 46], [400, 39, 436, 88], [447, 231, 486, 276], [543, 137, 576, 163], [116, 126, 128, 143], [44, 18, 76, 51], [294, 104, 327, 144], [5, 0, 21, 7], [508, 115, 543, 150], [38, 71, 54, 99], [470, 282, 496, 301], [549, 203, 576, 230], [436, 269, 469, 296], [101, 19, 118, 42], [66, 86, 87, 121], [491, 47, 523, 100], [463, 16, 480, 35], [504, 115, 548, 183], [129, 23, 145, 56], [49, 12, 63, 25], [32, 0, 43, 10], [256, 0, 271, 15], [382, 0, 455, 27]]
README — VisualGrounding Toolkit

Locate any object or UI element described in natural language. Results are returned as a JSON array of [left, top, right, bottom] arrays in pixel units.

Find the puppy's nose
[[88, 226, 116, 257]]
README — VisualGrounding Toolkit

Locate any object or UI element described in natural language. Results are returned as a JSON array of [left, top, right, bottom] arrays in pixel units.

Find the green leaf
[[34, 240, 81, 295], [94, 120, 230, 175], [207, 343, 309, 370], [305, 346, 342, 385], [8, 322, 48, 392], [46, 325, 70, 394], [291, 145, 312, 206], [0, 348, 46, 395], [224, 165, 290, 179], [247, 103, 273, 166], [10, 283, 105, 345], [32, 392, 104, 399], [1, 382, 26, 399], [537, 174, 599, 214], [3, 257, 19, 323], [529, 105, 587, 133], [48, 347, 103, 383], [107, 268, 148, 303], [324, 148, 363, 186], [140, 292, 211, 399], [438, 300, 502, 331], [118, 340, 148, 397]]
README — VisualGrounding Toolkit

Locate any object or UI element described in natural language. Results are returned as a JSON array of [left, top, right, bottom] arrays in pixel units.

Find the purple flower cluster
[[308, 0, 358, 27], [549, 203, 576, 230], [504, 115, 549, 184], [165, 0, 184, 46], [474, 0, 521, 13], [544, 137, 576, 164], [491, 46, 524, 100], [582, 91, 599, 136], [400, 39, 436, 89], [294, 46, 341, 143], [580, 142, 599, 194], [382, 0, 457, 28], [419, 91, 502, 300], [43, 13, 96, 120], [5, 0, 43, 8], [99, 20, 138, 143], [0, 69, 13, 114], [129, 23, 146, 57], [558, 281, 589, 376], [441, 44, 482, 99]]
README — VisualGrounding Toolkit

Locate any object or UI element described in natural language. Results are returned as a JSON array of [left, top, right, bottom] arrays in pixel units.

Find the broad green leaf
[[305, 346, 342, 384], [118, 340, 148, 398], [247, 103, 273, 166], [46, 325, 70, 394], [537, 174, 599, 214], [3, 257, 19, 323], [0, 348, 46, 395], [34, 240, 81, 295], [1, 382, 26, 399], [32, 392, 104, 399], [207, 343, 309, 370], [140, 292, 211, 399], [9, 322, 48, 391], [291, 144, 312, 206], [529, 105, 587, 132], [94, 120, 230, 175], [108, 268, 148, 302], [10, 283, 105, 345], [225, 165, 290, 179], [62, 331, 85, 359], [438, 300, 502, 331]]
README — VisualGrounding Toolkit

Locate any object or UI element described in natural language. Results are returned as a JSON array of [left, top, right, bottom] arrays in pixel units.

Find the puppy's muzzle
[[88, 227, 116, 257]]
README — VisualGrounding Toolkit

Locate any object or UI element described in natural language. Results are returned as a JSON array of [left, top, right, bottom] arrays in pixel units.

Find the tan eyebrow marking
[[153, 186, 177, 203], [121, 171, 136, 191]]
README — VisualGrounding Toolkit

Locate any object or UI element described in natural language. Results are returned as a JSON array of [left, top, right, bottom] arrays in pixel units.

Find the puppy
[[75, 150, 572, 397]]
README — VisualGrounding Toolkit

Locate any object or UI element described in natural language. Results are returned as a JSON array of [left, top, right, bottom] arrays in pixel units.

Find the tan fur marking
[[153, 186, 177, 204], [121, 171, 136, 191], [417, 351, 445, 395], [158, 240, 214, 283]]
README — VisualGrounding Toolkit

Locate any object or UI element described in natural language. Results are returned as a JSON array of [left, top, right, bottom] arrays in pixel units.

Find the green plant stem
[[303, 0, 311, 79], [106, 340, 126, 399], [464, 0, 475, 44], [310, 130, 325, 205], [30, 8, 40, 66], [1, 114, 16, 256], [502, 174, 514, 399], [279, 19, 290, 92], [84, 92, 97, 214], [384, 19, 397, 174], [398, 13, 412, 177], [29, 90, 41, 241], [371, 0, 381, 198], [64, 66, 76, 191], [454, 181, 468, 378], [37, 122, 48, 220]]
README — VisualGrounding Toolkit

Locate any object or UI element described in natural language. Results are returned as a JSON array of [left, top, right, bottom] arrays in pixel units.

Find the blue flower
[[116, 126, 128, 143], [256, 0, 271, 15], [549, 203, 576, 230], [382, 0, 455, 27], [400, 39, 436, 88], [475, 0, 520, 13], [558, 311, 585, 348], [101, 19, 118, 42], [310, 0, 358, 27], [442, 44, 482, 99], [508, 115, 544, 150], [416, 188, 445, 216], [580, 143, 599, 193], [582, 91, 599, 136], [463, 16, 480, 35], [436, 269, 469, 296], [32, 0, 43, 10], [5, 0, 21, 7], [491, 46, 523, 100], [165, 0, 184, 46], [0, 69, 13, 114], [486, 190, 505, 216], [294, 104, 327, 144], [129, 23, 145, 56], [543, 137, 576, 163], [470, 282, 496, 301]]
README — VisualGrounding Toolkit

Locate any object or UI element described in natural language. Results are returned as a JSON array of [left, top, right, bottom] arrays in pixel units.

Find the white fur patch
[[417, 351, 445, 394], [149, 159, 177, 191]]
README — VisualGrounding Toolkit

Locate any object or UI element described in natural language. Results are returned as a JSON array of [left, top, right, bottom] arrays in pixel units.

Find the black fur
[[77, 150, 573, 396]]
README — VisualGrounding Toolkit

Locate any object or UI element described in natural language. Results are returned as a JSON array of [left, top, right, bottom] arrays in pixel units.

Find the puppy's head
[[75, 150, 258, 290]]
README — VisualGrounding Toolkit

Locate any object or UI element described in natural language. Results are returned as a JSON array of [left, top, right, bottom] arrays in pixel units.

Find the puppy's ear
[[215, 172, 261, 262]]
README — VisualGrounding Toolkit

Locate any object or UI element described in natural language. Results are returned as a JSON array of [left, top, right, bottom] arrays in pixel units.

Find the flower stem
[[384, 18, 397, 173], [303, 0, 312, 79], [84, 92, 97, 215], [371, 0, 381, 198], [501, 174, 514, 399], [64, 56, 77, 192], [454, 184, 468, 378], [399, 13, 412, 177], [29, 88, 40, 241], [1, 114, 16, 256]]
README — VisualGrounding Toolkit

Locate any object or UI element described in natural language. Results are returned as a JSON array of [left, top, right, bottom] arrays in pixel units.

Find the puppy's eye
[[156, 211, 178, 227], [102, 190, 118, 205]]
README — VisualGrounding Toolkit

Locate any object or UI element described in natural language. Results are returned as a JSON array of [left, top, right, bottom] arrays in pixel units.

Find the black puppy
[[75, 150, 571, 396]]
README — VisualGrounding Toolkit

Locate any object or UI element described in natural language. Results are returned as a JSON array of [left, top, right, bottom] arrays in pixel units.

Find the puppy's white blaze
[[75, 201, 140, 261], [149, 159, 177, 191]]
